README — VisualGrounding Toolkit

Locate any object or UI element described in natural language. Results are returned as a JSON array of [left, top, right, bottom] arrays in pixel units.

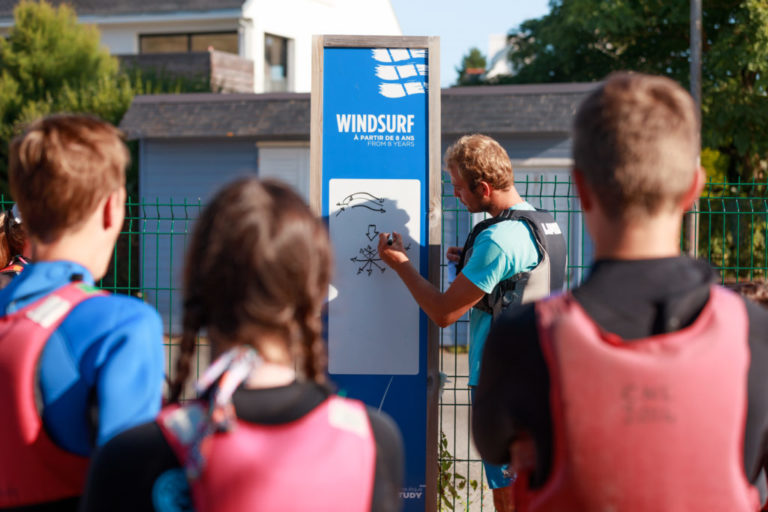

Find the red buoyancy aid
[[0, 255, 29, 276], [0, 282, 106, 507], [521, 286, 760, 512], [157, 395, 377, 512]]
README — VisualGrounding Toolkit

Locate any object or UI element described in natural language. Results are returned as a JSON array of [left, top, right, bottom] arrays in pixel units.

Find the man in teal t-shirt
[[378, 134, 542, 512], [461, 205, 540, 388]]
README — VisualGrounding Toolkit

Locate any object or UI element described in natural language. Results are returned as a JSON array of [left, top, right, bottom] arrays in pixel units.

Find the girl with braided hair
[[81, 178, 404, 512]]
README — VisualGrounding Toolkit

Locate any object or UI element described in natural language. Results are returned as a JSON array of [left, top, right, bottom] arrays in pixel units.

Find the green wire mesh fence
[[2, 174, 761, 511], [696, 179, 768, 282]]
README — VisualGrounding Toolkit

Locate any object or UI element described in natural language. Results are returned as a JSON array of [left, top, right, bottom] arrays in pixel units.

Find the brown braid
[[294, 239, 330, 382], [170, 178, 332, 395], [168, 197, 216, 403], [301, 305, 328, 384], [168, 298, 205, 403]]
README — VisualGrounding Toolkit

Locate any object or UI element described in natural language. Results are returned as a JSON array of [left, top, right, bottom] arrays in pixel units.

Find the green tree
[[0, 0, 212, 197], [496, 0, 768, 181], [0, 0, 134, 194], [455, 47, 487, 86]]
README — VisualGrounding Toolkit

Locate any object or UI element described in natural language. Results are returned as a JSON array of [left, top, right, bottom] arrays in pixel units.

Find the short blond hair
[[9, 114, 128, 242], [573, 72, 699, 218], [444, 134, 514, 191]]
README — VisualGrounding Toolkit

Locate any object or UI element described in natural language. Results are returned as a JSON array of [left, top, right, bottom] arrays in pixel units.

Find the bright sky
[[389, 0, 552, 87]]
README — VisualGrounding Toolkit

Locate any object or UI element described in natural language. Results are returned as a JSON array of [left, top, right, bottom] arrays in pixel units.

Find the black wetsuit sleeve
[[366, 408, 405, 512], [471, 303, 552, 486], [744, 298, 768, 483], [79, 422, 180, 512]]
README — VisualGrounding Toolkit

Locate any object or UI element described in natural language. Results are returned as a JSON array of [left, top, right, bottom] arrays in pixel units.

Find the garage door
[[138, 138, 258, 334]]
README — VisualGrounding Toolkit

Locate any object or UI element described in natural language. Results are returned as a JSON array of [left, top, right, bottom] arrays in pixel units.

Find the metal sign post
[[311, 35, 441, 512]]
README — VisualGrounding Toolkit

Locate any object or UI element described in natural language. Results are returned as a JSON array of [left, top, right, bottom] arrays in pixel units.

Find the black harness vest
[[456, 207, 567, 319]]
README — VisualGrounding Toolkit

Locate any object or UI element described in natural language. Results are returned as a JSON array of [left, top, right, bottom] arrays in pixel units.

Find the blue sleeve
[[91, 303, 165, 446], [461, 232, 513, 294], [39, 296, 165, 455]]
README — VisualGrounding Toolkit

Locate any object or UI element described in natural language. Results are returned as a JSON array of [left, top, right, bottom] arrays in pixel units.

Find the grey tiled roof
[[441, 82, 599, 135], [119, 83, 600, 140], [0, 0, 243, 18], [120, 93, 311, 140]]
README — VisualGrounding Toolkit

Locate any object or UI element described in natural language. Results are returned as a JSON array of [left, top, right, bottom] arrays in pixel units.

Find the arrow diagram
[[366, 224, 379, 241], [335, 191, 386, 216]]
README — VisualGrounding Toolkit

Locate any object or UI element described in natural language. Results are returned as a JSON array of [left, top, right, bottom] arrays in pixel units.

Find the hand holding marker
[[378, 230, 409, 267]]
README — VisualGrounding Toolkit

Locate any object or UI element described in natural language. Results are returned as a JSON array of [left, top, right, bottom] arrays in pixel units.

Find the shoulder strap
[[456, 208, 519, 273], [327, 395, 374, 439], [24, 282, 107, 329], [504, 208, 567, 293], [7, 282, 109, 445], [458, 207, 566, 318], [159, 347, 263, 480]]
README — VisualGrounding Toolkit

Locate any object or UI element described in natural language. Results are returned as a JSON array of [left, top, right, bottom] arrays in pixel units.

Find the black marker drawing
[[366, 224, 379, 241], [349, 224, 411, 277], [335, 192, 386, 216], [351, 245, 386, 275]]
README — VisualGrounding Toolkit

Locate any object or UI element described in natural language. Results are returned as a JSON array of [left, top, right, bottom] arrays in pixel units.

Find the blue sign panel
[[322, 46, 430, 510]]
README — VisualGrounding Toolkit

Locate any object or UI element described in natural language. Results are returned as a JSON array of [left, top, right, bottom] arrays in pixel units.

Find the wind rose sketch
[[350, 223, 410, 276], [351, 244, 385, 275]]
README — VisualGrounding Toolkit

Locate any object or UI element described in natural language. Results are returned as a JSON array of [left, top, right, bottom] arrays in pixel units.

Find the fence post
[[687, 0, 702, 257]]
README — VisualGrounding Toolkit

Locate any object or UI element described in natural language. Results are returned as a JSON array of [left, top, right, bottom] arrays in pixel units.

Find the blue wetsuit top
[[0, 260, 165, 456]]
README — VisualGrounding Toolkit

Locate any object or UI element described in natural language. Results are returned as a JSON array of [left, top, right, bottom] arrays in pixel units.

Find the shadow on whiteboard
[[327, 178, 421, 375]]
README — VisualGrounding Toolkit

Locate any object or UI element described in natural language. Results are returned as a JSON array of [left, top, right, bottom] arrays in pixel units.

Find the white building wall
[[243, 0, 401, 92], [1, 1, 400, 93]]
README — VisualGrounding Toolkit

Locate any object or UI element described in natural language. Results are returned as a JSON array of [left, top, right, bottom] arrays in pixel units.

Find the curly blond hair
[[444, 134, 514, 192]]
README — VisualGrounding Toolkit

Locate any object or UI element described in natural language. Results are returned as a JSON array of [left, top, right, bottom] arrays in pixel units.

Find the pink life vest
[[0, 282, 106, 507], [519, 286, 760, 512], [157, 395, 377, 512], [0, 255, 28, 276]]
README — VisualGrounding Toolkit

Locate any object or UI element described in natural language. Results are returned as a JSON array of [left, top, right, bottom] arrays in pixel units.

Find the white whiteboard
[[328, 178, 421, 375]]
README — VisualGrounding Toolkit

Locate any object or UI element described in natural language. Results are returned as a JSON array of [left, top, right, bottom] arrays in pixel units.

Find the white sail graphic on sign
[[372, 49, 427, 99]]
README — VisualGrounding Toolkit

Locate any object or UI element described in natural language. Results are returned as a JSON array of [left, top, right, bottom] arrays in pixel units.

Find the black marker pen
[[387, 232, 394, 245]]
